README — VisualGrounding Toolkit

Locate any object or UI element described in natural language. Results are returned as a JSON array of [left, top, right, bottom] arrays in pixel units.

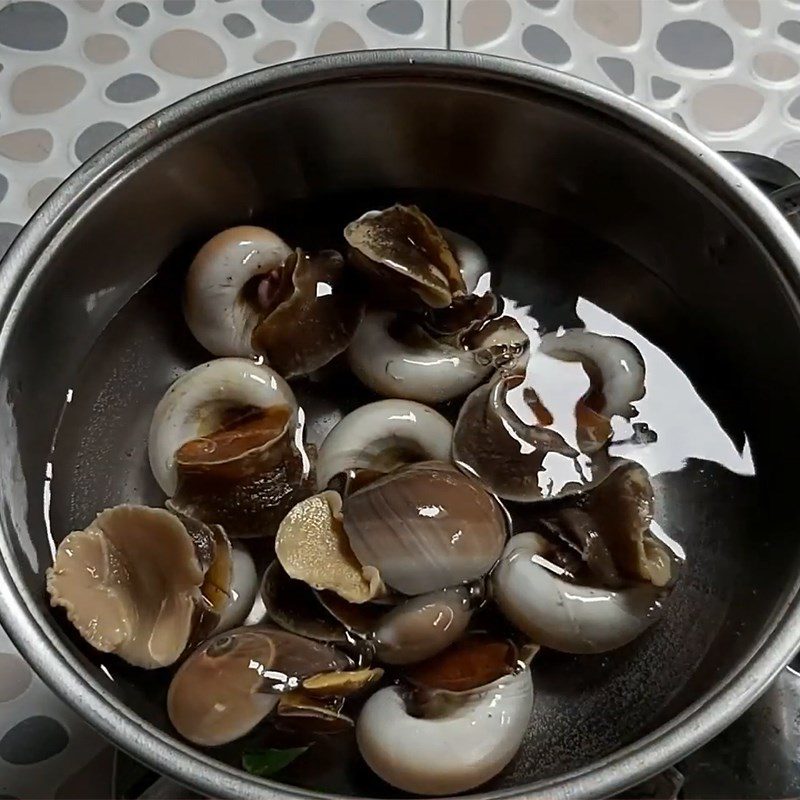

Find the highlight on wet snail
[[46, 203, 683, 796]]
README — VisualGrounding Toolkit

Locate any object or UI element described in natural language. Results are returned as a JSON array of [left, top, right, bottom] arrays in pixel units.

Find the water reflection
[[576, 298, 754, 477]]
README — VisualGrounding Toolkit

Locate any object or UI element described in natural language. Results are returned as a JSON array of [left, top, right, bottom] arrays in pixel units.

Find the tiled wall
[[2, 0, 800, 258]]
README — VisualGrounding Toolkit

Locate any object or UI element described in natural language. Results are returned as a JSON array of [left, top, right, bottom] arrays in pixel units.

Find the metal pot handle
[[722, 151, 800, 232]]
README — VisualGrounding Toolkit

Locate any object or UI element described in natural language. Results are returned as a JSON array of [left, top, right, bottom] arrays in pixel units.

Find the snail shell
[[491, 532, 665, 654], [215, 543, 258, 633], [343, 461, 507, 596], [442, 228, 488, 294], [357, 668, 533, 795], [184, 226, 291, 357], [185, 228, 363, 377], [316, 399, 453, 491]]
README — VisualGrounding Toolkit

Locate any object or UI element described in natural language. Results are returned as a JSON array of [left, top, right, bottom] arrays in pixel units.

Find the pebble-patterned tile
[[105, 72, 160, 103], [0, 129, 53, 162], [73, 120, 127, 162], [150, 30, 226, 78], [0, 0, 449, 247], [0, 654, 32, 703], [0, 717, 69, 765], [367, 0, 425, 35], [10, 66, 85, 114], [458, 0, 511, 47], [0, 222, 21, 254], [223, 12, 255, 38], [253, 39, 297, 65], [450, 0, 800, 172], [116, 2, 149, 27], [0, 625, 106, 798], [27, 176, 62, 210], [0, 1, 68, 50], [82, 32, 129, 63], [54, 747, 115, 799]]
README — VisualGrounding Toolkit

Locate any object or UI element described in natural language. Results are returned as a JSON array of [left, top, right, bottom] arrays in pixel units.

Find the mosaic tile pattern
[[0, 0, 447, 240], [1, 0, 800, 241], [1, 0, 800, 796], [451, 0, 800, 167], [0, 627, 108, 798]]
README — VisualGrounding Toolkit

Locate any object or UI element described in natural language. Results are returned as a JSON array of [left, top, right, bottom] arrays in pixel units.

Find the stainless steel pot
[[2, 50, 800, 800]]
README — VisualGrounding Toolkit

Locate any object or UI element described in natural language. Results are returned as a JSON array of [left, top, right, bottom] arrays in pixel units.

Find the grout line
[[445, 0, 452, 49]]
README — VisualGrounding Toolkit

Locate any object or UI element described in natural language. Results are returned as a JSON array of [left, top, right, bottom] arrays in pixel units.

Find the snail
[[149, 358, 313, 538], [47, 505, 233, 668], [345, 205, 527, 402], [491, 462, 678, 653], [315, 399, 453, 491], [167, 626, 382, 745], [184, 226, 363, 377], [357, 635, 533, 795]]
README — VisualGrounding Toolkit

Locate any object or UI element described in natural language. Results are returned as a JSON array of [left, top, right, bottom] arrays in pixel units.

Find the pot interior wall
[[1, 73, 800, 795]]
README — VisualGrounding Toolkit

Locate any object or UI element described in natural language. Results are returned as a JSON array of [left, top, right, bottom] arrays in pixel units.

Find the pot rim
[[1, 49, 800, 800]]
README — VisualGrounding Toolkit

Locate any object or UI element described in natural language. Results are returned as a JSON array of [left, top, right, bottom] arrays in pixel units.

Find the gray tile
[[0, 716, 68, 764], [368, 0, 424, 35]]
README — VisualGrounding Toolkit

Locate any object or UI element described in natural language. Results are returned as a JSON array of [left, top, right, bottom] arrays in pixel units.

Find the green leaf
[[242, 746, 310, 778]]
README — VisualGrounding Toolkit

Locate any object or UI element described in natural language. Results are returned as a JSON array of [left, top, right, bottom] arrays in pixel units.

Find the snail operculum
[[252, 248, 365, 378], [275, 667, 385, 735], [344, 204, 465, 309], [167, 626, 359, 746], [170, 406, 313, 539], [301, 666, 384, 697], [404, 633, 522, 695], [275, 692, 354, 734], [46, 504, 232, 669], [275, 490, 387, 604]]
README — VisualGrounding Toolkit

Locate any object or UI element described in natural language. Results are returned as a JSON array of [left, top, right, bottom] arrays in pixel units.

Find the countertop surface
[[3, 0, 800, 796]]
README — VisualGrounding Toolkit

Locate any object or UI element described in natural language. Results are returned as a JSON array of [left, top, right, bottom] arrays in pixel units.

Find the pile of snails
[[46, 205, 681, 797]]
